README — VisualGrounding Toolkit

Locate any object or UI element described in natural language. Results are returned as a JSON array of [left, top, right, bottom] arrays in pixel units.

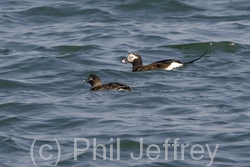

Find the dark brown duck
[[84, 74, 132, 92]]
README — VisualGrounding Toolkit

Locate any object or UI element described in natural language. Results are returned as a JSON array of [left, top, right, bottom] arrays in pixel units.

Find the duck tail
[[183, 51, 208, 65]]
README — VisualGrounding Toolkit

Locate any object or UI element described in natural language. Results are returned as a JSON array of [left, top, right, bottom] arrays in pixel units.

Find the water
[[1, 0, 250, 167]]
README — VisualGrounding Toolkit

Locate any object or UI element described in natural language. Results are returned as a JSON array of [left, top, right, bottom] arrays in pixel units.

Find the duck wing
[[91, 82, 132, 92], [106, 82, 132, 92], [137, 59, 183, 71]]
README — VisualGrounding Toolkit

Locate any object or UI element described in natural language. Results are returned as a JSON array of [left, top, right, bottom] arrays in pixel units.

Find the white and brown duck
[[122, 51, 207, 72]]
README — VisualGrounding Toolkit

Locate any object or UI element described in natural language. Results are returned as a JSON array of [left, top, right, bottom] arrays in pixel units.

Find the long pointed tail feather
[[184, 51, 208, 65]]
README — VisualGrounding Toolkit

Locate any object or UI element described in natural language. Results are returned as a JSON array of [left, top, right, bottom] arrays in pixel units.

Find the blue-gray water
[[1, 0, 250, 167]]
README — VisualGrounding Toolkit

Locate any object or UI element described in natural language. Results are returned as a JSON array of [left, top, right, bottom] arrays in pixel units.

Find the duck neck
[[90, 81, 102, 87], [132, 60, 143, 72]]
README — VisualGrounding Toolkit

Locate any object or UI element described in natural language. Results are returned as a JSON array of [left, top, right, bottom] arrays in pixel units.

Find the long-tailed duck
[[122, 51, 207, 72], [83, 74, 132, 92]]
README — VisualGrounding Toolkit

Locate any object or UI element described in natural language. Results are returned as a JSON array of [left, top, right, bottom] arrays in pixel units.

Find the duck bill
[[83, 79, 89, 83], [122, 58, 128, 63]]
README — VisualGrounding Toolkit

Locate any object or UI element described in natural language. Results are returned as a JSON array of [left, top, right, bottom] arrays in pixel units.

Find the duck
[[83, 74, 132, 92], [121, 51, 207, 72]]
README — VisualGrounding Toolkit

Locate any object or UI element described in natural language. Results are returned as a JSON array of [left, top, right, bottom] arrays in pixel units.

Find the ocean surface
[[1, 0, 250, 167]]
